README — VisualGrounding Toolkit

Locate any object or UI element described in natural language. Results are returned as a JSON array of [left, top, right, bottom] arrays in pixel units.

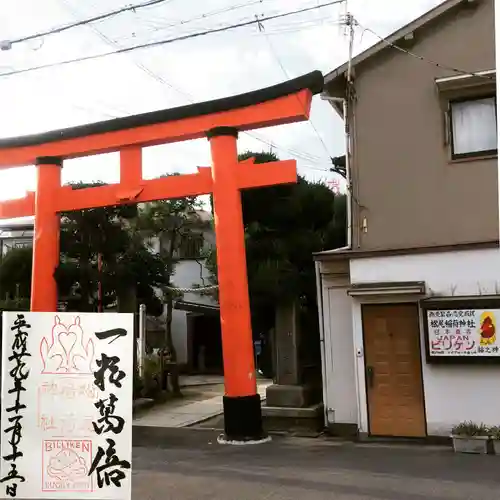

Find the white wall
[[166, 259, 217, 365], [322, 283, 358, 425], [350, 248, 500, 296], [171, 260, 217, 306], [348, 248, 500, 436]]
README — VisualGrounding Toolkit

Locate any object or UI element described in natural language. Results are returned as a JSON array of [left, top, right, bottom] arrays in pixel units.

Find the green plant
[[451, 421, 489, 437], [488, 425, 500, 439], [133, 370, 144, 399], [0, 298, 30, 311], [142, 353, 162, 400]]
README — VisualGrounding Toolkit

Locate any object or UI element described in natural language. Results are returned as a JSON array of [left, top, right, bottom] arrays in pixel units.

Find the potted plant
[[451, 421, 490, 454], [489, 426, 500, 455]]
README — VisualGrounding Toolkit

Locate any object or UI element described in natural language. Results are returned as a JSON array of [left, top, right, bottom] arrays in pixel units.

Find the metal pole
[[138, 303, 146, 379], [97, 252, 103, 312]]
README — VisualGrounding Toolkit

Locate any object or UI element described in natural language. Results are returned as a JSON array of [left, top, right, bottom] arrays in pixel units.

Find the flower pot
[[452, 435, 489, 454], [492, 439, 500, 455]]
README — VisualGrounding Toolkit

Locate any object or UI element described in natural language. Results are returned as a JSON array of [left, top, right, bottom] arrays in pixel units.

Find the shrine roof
[[0, 71, 323, 150]]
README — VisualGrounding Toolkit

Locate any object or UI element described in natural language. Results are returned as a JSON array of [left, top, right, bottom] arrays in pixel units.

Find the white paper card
[[0, 312, 134, 499]]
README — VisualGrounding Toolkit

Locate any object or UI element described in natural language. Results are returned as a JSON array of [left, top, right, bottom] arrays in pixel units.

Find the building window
[[450, 96, 497, 159]]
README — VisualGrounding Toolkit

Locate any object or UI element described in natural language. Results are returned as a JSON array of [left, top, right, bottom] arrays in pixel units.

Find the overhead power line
[[132, 0, 270, 34], [59, 0, 193, 103], [258, 21, 333, 163], [1, 0, 176, 49], [356, 21, 495, 80], [57, 1, 325, 168], [0, 0, 345, 78], [59, 1, 327, 170]]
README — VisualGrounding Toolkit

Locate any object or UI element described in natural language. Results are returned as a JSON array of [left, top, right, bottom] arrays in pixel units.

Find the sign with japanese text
[[426, 308, 500, 357], [0, 312, 133, 499]]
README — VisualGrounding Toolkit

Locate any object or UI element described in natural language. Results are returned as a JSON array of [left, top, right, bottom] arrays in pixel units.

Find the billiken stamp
[[42, 439, 93, 493]]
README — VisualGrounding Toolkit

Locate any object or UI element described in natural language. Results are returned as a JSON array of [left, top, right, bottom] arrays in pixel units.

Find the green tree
[[136, 193, 209, 394], [205, 150, 346, 375], [0, 183, 168, 315], [0, 246, 32, 300], [55, 183, 167, 314]]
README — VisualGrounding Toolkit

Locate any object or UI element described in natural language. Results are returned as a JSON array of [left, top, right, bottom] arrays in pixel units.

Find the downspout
[[321, 95, 352, 251], [315, 260, 330, 428], [317, 93, 352, 430], [321, 12, 355, 252], [315, 11, 358, 433]]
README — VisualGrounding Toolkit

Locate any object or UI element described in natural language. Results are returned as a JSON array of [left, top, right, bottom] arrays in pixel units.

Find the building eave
[[313, 240, 499, 261]]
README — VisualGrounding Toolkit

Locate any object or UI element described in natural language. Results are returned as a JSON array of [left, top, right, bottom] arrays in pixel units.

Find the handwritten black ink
[[5, 485, 18, 497], [88, 438, 130, 488], [1, 314, 30, 497], [0, 463, 25, 497], [95, 328, 127, 344], [0, 464, 25, 484], [93, 394, 125, 435], [93, 354, 126, 391], [11, 315, 30, 332], [3, 416, 23, 461], [6, 381, 26, 415]]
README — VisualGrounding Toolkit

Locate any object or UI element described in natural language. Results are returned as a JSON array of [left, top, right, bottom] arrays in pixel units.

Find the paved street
[[132, 430, 500, 499]]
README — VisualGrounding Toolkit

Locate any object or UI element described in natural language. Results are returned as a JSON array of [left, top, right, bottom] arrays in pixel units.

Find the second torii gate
[[0, 71, 324, 442]]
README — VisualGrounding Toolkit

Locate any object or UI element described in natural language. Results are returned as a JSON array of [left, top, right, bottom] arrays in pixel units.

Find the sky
[[0, 0, 446, 204]]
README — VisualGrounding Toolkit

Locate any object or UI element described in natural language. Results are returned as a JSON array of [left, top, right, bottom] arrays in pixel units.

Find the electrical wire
[[258, 22, 333, 163], [131, 0, 271, 33], [138, 14, 341, 43], [6, 0, 333, 172], [0, 0, 345, 78], [356, 21, 495, 80], [59, 0, 193, 102], [3, 0, 177, 47], [58, 1, 325, 167], [245, 132, 324, 164]]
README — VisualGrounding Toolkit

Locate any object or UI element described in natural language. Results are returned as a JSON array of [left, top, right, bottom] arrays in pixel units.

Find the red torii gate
[[0, 71, 324, 442]]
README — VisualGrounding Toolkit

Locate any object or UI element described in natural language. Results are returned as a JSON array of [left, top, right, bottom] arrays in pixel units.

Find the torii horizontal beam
[[0, 155, 296, 217], [0, 71, 323, 167]]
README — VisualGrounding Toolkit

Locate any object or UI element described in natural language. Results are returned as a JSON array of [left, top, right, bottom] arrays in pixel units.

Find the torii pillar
[[31, 157, 62, 312], [208, 127, 262, 441]]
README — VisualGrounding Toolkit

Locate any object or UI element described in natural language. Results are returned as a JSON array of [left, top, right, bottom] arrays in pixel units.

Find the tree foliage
[[205, 150, 346, 331], [0, 246, 32, 300], [0, 182, 168, 315], [136, 195, 208, 331], [54, 183, 167, 314], [136, 193, 208, 395]]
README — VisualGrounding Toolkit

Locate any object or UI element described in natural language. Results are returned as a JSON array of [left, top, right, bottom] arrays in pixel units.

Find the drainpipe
[[321, 13, 355, 252], [315, 12, 357, 432], [317, 94, 352, 430], [315, 260, 331, 429], [321, 95, 352, 252]]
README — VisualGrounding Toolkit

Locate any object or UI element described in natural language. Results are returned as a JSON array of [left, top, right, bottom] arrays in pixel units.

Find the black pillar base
[[222, 394, 266, 442]]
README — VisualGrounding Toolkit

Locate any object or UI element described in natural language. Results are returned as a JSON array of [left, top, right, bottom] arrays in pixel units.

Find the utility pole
[[343, 6, 355, 250], [343, 0, 350, 38], [345, 10, 355, 85]]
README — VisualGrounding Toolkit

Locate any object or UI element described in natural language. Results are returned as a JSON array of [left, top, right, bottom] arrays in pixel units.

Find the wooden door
[[362, 303, 426, 437]]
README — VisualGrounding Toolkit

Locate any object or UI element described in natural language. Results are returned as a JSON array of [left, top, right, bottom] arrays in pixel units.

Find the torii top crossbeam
[[0, 70, 324, 442], [0, 71, 323, 167]]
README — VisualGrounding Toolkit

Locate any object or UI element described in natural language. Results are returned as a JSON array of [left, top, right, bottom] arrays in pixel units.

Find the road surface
[[132, 429, 500, 499]]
